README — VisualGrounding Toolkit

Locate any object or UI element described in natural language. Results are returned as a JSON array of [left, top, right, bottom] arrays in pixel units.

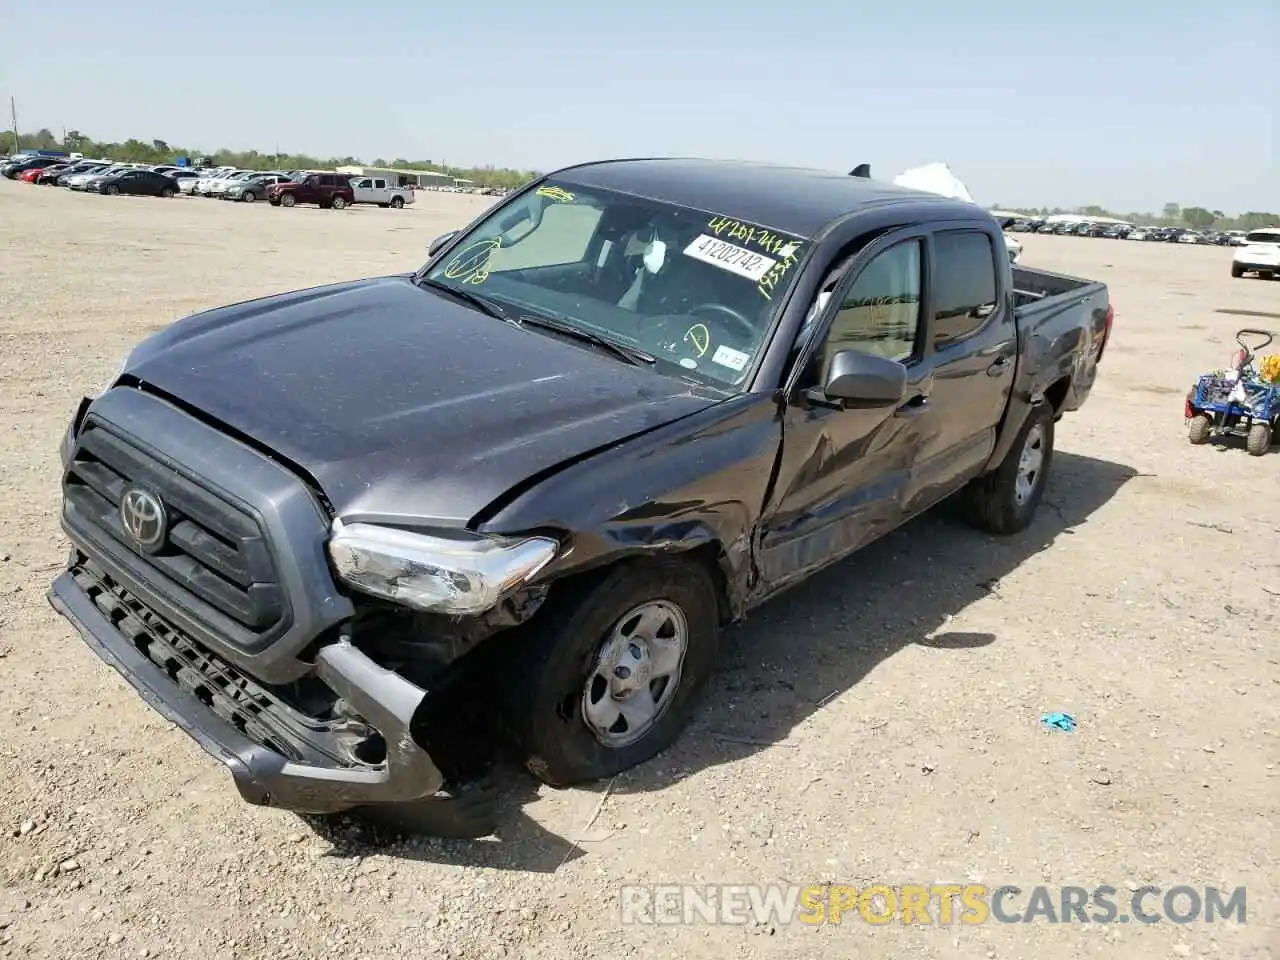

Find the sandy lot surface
[[1, 181, 1277, 960]]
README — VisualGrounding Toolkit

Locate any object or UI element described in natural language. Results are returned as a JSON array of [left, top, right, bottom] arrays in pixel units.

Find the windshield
[[419, 178, 809, 389], [1245, 231, 1280, 244]]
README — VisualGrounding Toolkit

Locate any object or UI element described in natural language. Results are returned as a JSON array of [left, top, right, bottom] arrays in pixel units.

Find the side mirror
[[428, 231, 458, 257], [822, 350, 908, 405]]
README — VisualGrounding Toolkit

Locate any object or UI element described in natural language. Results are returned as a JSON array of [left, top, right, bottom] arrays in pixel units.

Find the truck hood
[[123, 276, 722, 526]]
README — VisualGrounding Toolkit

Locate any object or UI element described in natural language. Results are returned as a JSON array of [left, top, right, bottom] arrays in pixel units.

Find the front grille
[[71, 553, 356, 767], [63, 420, 285, 635]]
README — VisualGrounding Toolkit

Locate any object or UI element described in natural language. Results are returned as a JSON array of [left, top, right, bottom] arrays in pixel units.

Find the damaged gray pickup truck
[[48, 158, 1114, 824]]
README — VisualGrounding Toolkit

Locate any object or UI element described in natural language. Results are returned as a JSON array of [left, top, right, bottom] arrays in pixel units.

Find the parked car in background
[[86, 168, 181, 198], [349, 176, 415, 208], [192, 169, 242, 196], [266, 172, 354, 209], [1231, 228, 1280, 279], [224, 173, 291, 202], [1, 155, 61, 179], [41, 161, 104, 185], [66, 165, 129, 190]]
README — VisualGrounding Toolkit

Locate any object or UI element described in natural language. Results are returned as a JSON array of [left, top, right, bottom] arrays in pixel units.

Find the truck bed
[[1012, 264, 1100, 309]]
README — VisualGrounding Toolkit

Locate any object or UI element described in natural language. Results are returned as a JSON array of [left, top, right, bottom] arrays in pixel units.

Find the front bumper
[[48, 557, 446, 814]]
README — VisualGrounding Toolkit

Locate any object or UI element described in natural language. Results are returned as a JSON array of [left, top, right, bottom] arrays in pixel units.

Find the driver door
[[756, 233, 929, 591]]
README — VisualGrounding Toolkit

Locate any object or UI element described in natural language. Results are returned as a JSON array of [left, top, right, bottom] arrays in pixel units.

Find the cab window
[[815, 239, 923, 381], [932, 230, 998, 347]]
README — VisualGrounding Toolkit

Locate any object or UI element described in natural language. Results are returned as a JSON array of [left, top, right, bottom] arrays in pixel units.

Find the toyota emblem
[[119, 487, 168, 552]]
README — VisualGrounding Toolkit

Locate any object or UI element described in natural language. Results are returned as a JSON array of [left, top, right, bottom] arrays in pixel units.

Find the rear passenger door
[[899, 225, 1016, 515]]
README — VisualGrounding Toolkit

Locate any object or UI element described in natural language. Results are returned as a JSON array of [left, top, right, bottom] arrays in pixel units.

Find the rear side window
[[932, 230, 998, 347]]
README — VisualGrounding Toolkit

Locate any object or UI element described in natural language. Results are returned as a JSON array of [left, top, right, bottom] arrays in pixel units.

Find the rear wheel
[[1261, 271, 1275, 281], [1231, 263, 1245, 278], [1247, 423, 1272, 456], [500, 559, 721, 787], [962, 401, 1055, 535], [160, 187, 175, 198], [390, 195, 405, 209], [331, 195, 347, 210], [1188, 414, 1213, 445]]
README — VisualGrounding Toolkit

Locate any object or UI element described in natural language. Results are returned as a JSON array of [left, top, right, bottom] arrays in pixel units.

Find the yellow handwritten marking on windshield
[[536, 186, 576, 202], [683, 323, 711, 357], [707, 216, 801, 259], [757, 243, 804, 301], [444, 237, 501, 285]]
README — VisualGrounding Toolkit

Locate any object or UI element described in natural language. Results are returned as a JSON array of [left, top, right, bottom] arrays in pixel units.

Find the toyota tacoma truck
[[48, 158, 1114, 826]]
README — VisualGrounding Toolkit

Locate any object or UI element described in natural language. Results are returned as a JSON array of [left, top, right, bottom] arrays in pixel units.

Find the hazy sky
[[3, 0, 1275, 214]]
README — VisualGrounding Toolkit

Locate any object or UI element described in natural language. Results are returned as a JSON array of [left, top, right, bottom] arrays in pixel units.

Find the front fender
[[476, 393, 783, 620]]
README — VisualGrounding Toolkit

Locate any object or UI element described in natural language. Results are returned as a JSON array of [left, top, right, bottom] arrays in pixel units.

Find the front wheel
[[500, 559, 721, 787], [1188, 414, 1212, 445], [241, 191, 257, 203], [280, 193, 296, 207], [105, 184, 119, 196], [1231, 263, 1245, 278], [1247, 423, 1272, 456], [962, 401, 1055, 535]]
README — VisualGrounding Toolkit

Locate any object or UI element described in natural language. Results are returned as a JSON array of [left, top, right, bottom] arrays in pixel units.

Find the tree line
[[10, 128, 1278, 225], [9, 128, 542, 190]]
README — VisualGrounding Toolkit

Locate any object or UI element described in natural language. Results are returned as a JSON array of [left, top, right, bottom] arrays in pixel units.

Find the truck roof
[[554, 157, 986, 239]]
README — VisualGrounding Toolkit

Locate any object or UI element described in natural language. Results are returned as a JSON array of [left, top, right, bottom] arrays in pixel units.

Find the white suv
[[1232, 228, 1280, 279]]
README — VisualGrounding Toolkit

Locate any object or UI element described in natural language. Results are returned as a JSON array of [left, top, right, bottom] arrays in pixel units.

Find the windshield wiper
[[515, 312, 656, 367], [415, 276, 515, 324]]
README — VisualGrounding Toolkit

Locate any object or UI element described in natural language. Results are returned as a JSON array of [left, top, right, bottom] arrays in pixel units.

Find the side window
[[356, 178, 371, 188], [932, 230, 998, 347], [374, 178, 386, 189], [817, 239, 923, 378]]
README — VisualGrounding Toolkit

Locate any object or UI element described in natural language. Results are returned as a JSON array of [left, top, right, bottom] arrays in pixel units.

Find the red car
[[18, 167, 44, 183]]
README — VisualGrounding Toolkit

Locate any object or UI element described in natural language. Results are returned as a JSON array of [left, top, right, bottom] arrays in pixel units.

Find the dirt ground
[[1, 181, 1277, 960]]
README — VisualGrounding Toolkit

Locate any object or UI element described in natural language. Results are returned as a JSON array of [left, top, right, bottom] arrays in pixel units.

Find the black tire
[[962, 401, 1055, 535], [1247, 423, 1272, 456], [1231, 263, 1245, 278], [390, 195, 404, 209], [331, 195, 347, 210], [105, 184, 119, 196], [500, 558, 721, 787], [1261, 271, 1275, 281], [1188, 414, 1212, 445], [161, 187, 175, 198], [241, 191, 257, 203], [281, 193, 296, 207]]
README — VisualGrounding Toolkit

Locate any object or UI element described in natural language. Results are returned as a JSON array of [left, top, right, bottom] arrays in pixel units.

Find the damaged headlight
[[327, 520, 558, 616]]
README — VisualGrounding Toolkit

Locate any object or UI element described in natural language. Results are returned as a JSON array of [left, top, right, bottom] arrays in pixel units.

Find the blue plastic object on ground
[[1040, 712, 1077, 733]]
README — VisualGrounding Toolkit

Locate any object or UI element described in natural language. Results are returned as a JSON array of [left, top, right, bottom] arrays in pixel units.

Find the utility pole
[[10, 97, 20, 154]]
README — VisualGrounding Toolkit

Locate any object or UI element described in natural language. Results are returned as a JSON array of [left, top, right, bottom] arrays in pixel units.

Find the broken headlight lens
[[327, 520, 558, 616]]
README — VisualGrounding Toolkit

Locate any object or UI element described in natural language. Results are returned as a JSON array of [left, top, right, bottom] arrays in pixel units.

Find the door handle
[[895, 394, 930, 417], [986, 355, 1013, 377]]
